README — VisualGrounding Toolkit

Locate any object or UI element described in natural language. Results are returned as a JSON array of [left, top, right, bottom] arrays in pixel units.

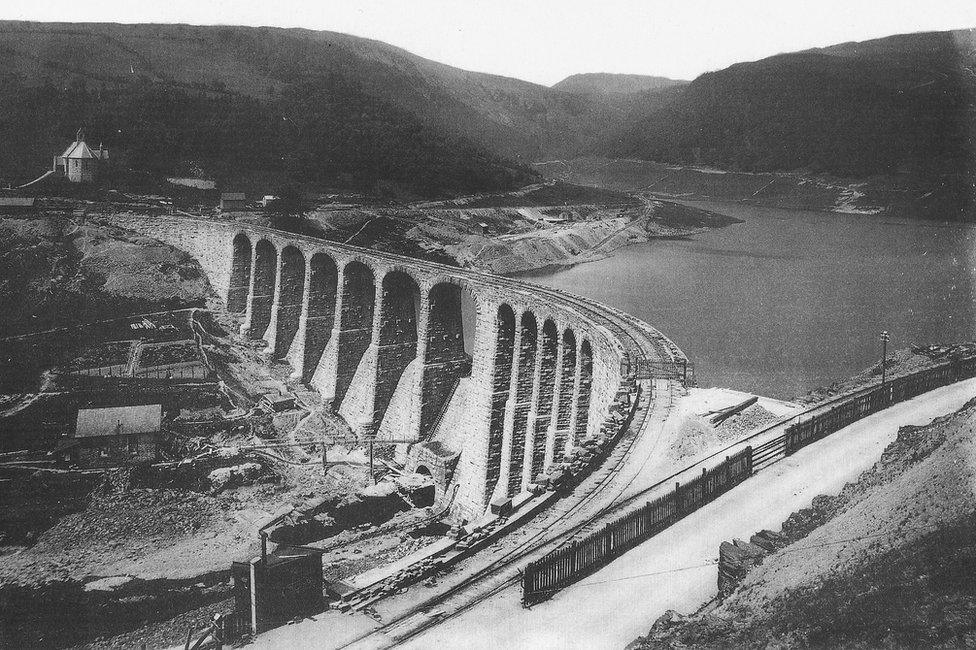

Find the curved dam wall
[[100, 214, 646, 518]]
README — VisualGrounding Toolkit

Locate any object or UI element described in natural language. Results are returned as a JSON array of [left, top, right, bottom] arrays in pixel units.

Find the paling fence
[[522, 354, 976, 606]]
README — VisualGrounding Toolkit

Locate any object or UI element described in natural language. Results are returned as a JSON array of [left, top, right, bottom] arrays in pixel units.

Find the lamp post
[[880, 330, 890, 386]]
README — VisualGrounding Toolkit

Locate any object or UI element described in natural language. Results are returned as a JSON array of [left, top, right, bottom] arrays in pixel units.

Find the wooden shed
[[64, 404, 162, 467]]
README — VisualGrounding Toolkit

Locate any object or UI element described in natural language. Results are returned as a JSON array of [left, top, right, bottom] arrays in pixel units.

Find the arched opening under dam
[[575, 339, 594, 445], [532, 318, 559, 481], [553, 328, 578, 463], [508, 310, 538, 497], [248, 239, 277, 339], [227, 233, 251, 313], [421, 282, 477, 435], [334, 261, 375, 405], [373, 270, 421, 429], [273, 245, 305, 358], [301, 252, 338, 383], [484, 303, 516, 504]]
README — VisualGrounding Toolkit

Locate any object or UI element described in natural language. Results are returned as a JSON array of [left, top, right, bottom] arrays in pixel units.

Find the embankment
[[538, 157, 951, 218], [635, 396, 976, 648]]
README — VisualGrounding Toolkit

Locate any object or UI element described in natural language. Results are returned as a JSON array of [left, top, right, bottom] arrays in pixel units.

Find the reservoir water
[[521, 200, 976, 399]]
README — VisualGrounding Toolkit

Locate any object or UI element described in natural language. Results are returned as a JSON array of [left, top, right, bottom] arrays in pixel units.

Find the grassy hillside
[[595, 29, 976, 219], [0, 21, 620, 180], [0, 22, 553, 197]]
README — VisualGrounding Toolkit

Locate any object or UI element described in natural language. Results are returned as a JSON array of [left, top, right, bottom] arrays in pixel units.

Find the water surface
[[522, 200, 976, 399]]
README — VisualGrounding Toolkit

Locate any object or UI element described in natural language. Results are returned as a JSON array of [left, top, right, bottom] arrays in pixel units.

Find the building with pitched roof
[[63, 404, 162, 467], [53, 129, 110, 183]]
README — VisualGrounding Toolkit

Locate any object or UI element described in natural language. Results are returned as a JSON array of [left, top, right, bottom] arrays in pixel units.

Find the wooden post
[[249, 558, 260, 636], [369, 440, 375, 484]]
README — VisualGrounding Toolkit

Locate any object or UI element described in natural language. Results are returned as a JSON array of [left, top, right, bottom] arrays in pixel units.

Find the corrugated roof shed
[[75, 404, 162, 438]]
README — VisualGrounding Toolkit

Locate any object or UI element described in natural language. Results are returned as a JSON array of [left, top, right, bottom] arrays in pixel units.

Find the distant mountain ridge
[[590, 28, 976, 219], [0, 22, 621, 181], [552, 73, 687, 95], [0, 21, 972, 214]]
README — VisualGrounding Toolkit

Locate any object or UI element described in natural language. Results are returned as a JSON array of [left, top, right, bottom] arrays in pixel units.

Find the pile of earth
[[633, 396, 976, 649], [0, 216, 215, 337], [669, 403, 779, 464]]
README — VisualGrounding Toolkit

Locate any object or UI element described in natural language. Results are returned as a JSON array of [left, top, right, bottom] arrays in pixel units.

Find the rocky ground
[[799, 343, 976, 405], [297, 181, 738, 275], [633, 394, 976, 649], [0, 215, 217, 338]]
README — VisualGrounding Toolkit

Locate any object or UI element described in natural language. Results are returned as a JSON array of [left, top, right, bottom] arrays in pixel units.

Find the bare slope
[[636, 397, 976, 648], [0, 216, 214, 338]]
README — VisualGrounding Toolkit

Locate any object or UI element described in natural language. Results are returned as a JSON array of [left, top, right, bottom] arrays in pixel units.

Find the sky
[[4, 0, 976, 86]]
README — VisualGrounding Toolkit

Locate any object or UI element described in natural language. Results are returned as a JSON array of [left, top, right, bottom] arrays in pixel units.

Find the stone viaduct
[[103, 215, 682, 519]]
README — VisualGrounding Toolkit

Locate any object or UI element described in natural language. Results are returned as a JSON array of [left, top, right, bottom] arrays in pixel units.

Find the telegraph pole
[[880, 330, 890, 385]]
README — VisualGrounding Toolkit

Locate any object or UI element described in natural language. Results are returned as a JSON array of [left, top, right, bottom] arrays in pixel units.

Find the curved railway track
[[334, 304, 683, 649], [109, 215, 692, 648]]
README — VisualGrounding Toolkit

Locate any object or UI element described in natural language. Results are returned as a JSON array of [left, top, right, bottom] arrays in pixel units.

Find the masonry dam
[[104, 215, 688, 518]]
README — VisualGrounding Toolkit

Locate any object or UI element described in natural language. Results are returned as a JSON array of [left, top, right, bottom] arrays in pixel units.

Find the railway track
[[334, 309, 683, 649]]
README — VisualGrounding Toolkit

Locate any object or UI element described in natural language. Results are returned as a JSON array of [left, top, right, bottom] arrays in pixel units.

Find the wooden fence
[[522, 447, 752, 605], [522, 353, 976, 606], [785, 355, 976, 455]]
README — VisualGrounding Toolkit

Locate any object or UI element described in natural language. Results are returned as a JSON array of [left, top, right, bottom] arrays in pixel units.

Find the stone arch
[[420, 282, 475, 435], [426, 275, 479, 355], [531, 318, 559, 480], [373, 270, 422, 429], [247, 239, 277, 339], [508, 310, 538, 497], [574, 339, 594, 445], [334, 260, 375, 404], [485, 303, 516, 504], [302, 252, 339, 382], [227, 233, 252, 313], [273, 245, 305, 358], [553, 327, 578, 462], [415, 465, 432, 477]]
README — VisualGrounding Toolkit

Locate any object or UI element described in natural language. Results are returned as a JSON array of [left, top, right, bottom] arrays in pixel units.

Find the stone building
[[63, 404, 161, 468], [53, 129, 109, 183]]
